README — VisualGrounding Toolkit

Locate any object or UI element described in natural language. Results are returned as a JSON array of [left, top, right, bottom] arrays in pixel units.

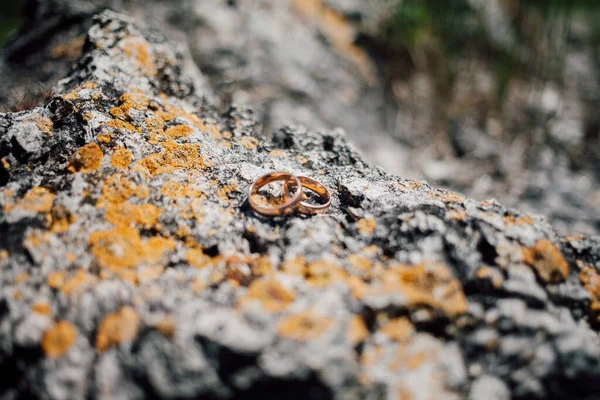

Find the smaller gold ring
[[248, 172, 302, 216], [284, 176, 331, 215]]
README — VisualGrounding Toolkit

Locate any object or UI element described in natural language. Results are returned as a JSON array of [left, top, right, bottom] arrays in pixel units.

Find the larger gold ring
[[248, 172, 302, 216], [284, 176, 331, 215]]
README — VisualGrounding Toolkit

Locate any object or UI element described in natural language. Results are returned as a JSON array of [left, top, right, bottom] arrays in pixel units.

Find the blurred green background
[[0, 1, 24, 47]]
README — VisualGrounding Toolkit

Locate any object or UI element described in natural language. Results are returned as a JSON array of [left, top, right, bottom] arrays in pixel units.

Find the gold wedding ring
[[248, 172, 302, 216], [283, 176, 331, 215], [248, 171, 331, 217]]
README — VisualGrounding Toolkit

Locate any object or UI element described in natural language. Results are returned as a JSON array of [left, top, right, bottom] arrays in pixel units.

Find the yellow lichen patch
[[42, 321, 77, 358], [281, 256, 307, 276], [164, 124, 193, 139], [180, 198, 205, 222], [8, 187, 55, 214], [224, 254, 272, 283], [347, 315, 369, 345], [185, 248, 213, 269], [97, 132, 112, 143], [380, 262, 468, 318], [380, 317, 414, 342], [121, 37, 156, 76], [89, 228, 174, 271], [357, 218, 376, 234], [135, 185, 150, 199], [145, 116, 165, 135], [160, 181, 203, 199], [60, 269, 96, 296], [119, 92, 149, 112], [107, 118, 138, 133], [240, 277, 295, 312], [101, 175, 136, 204], [110, 107, 126, 120], [447, 210, 467, 221], [347, 254, 373, 278], [306, 259, 348, 287], [579, 265, 600, 324], [111, 147, 133, 169], [440, 192, 466, 203], [278, 309, 334, 341], [95, 306, 140, 352], [140, 142, 210, 176], [47, 205, 76, 233], [269, 150, 284, 157], [296, 155, 308, 165], [23, 115, 54, 134], [155, 318, 176, 337], [67, 143, 103, 173], [105, 201, 161, 229], [522, 239, 569, 283], [216, 182, 238, 201], [47, 271, 67, 289], [475, 266, 504, 289], [239, 136, 259, 150], [32, 302, 51, 315], [503, 214, 534, 226]]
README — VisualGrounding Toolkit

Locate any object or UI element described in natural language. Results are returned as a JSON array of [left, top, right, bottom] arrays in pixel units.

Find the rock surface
[[1, 9, 600, 400]]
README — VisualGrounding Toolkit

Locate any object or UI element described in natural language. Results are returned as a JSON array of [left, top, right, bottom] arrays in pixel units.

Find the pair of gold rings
[[248, 171, 331, 217]]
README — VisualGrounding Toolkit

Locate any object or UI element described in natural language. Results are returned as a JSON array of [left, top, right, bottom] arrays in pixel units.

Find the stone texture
[[1, 8, 600, 400]]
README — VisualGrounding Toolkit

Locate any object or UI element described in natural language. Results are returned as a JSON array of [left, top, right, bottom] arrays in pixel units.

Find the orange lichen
[[216, 182, 238, 201], [42, 321, 77, 358], [522, 239, 569, 283], [47, 271, 67, 289], [121, 37, 156, 76], [140, 142, 210, 176], [60, 269, 96, 295], [160, 181, 203, 199], [357, 218, 376, 234], [580, 265, 600, 324], [380, 317, 414, 342], [111, 147, 133, 169], [67, 143, 103, 173], [97, 132, 112, 143], [380, 262, 467, 317], [277, 309, 334, 341], [8, 187, 55, 214], [447, 210, 467, 221], [281, 257, 308, 276], [107, 118, 138, 132], [95, 306, 140, 352], [180, 198, 205, 222], [306, 259, 348, 287], [155, 318, 176, 337], [269, 150, 284, 157], [185, 248, 213, 269], [89, 228, 175, 271], [347, 315, 369, 345], [240, 277, 295, 312], [105, 201, 161, 229], [145, 117, 165, 134], [347, 254, 373, 278], [239, 136, 259, 150], [46, 205, 75, 233], [475, 266, 504, 289], [25, 115, 54, 134], [296, 155, 308, 165], [32, 302, 51, 315], [101, 175, 136, 204], [504, 214, 534, 226], [440, 192, 466, 203], [164, 124, 193, 138], [119, 92, 149, 112]]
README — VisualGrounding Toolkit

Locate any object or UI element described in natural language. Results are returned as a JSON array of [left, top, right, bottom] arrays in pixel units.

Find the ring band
[[283, 176, 331, 215], [248, 172, 302, 216]]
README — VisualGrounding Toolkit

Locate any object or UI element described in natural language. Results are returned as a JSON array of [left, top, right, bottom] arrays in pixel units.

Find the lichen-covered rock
[[1, 9, 600, 400]]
